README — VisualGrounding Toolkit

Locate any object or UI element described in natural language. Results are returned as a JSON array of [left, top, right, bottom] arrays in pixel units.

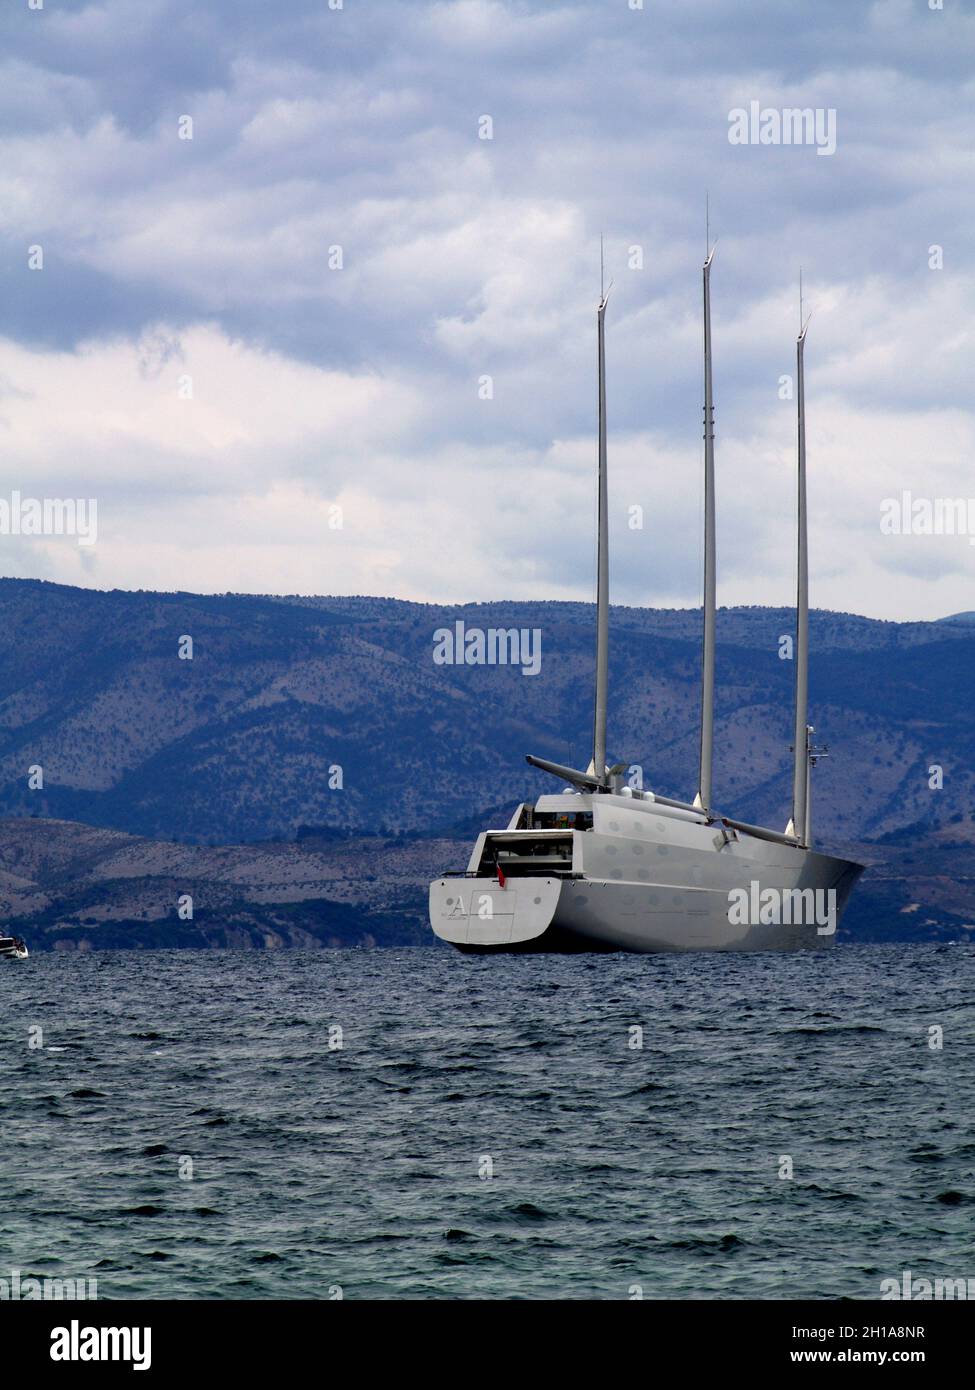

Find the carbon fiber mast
[[787, 283, 811, 844], [590, 243, 611, 787], [696, 227, 717, 814]]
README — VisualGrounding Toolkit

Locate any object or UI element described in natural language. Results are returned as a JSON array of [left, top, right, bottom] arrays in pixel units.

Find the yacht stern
[[429, 876, 561, 950]]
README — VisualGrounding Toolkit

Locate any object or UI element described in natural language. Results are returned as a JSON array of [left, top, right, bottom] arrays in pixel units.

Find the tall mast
[[591, 265, 610, 786], [791, 309, 810, 845], [697, 241, 717, 812]]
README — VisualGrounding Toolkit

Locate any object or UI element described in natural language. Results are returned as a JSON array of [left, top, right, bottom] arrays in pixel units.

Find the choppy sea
[[2, 945, 973, 1300]]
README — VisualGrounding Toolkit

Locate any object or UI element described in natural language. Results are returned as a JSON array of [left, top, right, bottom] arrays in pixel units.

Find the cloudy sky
[[0, 0, 973, 620]]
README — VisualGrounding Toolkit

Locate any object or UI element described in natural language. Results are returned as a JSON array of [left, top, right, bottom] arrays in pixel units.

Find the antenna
[[706, 191, 710, 259], [798, 268, 813, 338], [600, 233, 605, 301]]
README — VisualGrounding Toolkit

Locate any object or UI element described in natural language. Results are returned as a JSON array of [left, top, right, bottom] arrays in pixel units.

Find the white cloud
[[0, 0, 972, 620]]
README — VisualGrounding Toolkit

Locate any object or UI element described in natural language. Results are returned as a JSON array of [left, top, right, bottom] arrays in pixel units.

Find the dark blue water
[[2, 945, 973, 1299]]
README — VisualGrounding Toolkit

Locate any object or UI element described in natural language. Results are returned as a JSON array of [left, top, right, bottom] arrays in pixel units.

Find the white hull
[[430, 792, 862, 954]]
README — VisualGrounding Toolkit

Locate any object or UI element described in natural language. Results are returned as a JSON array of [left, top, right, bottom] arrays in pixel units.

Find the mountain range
[[0, 577, 972, 947]]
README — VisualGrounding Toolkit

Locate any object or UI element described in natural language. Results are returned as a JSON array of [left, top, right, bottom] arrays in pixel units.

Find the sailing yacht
[[430, 249, 863, 952]]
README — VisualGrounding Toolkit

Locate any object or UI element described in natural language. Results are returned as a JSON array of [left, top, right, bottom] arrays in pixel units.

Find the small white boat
[[0, 935, 29, 960]]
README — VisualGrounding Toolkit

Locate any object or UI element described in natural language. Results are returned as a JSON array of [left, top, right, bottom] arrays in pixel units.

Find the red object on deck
[[495, 857, 506, 888]]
